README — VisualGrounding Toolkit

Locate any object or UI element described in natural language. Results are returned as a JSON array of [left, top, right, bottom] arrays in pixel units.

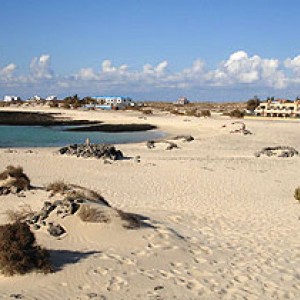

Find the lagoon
[[0, 125, 164, 147]]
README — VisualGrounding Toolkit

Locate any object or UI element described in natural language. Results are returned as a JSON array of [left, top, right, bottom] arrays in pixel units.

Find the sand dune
[[0, 108, 299, 299]]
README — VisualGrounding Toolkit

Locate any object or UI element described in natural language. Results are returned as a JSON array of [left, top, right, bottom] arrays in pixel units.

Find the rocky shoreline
[[65, 123, 157, 132], [0, 111, 157, 132], [0, 111, 98, 126]]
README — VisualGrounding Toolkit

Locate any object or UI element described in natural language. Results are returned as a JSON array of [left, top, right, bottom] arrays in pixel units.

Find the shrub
[[294, 187, 300, 202], [0, 222, 52, 275], [230, 109, 244, 118], [184, 109, 200, 117], [46, 180, 69, 195], [200, 110, 211, 117], [142, 109, 152, 115], [0, 166, 30, 192], [5, 204, 34, 223], [77, 205, 111, 223]]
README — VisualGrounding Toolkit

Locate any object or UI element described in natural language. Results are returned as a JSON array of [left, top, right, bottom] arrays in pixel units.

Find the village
[[2, 95, 300, 119]]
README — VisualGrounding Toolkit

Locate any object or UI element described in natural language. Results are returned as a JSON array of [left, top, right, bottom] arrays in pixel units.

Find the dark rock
[[146, 140, 155, 149], [47, 223, 66, 237], [33, 224, 40, 230], [58, 143, 124, 161], [255, 146, 299, 158]]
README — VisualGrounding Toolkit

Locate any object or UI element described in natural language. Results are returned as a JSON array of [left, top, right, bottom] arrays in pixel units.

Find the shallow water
[[0, 126, 165, 147]]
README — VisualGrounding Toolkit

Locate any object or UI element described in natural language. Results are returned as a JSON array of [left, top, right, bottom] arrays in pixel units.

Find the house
[[254, 99, 300, 118], [93, 96, 133, 109], [175, 97, 189, 105], [46, 95, 57, 101], [3, 96, 21, 102], [29, 95, 43, 101]]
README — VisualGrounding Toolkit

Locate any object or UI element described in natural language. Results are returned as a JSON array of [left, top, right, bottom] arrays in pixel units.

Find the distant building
[[254, 99, 300, 118], [93, 96, 133, 109], [3, 95, 21, 102], [46, 95, 57, 101], [29, 95, 43, 101], [175, 97, 189, 105]]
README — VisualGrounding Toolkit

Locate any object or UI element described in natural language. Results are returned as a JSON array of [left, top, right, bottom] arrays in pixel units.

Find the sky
[[1, 0, 300, 101]]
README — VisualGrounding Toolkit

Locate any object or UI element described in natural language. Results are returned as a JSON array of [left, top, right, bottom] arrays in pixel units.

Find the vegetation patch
[[0, 222, 52, 276], [294, 187, 300, 202]]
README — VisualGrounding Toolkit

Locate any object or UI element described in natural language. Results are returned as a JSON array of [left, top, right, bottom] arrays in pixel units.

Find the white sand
[[0, 107, 299, 299]]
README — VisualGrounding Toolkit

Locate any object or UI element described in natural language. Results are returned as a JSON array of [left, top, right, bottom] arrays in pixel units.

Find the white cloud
[[285, 55, 300, 74], [207, 50, 287, 88], [2, 51, 300, 99], [102, 59, 128, 73], [0, 63, 16, 79], [143, 61, 168, 75], [76, 68, 98, 80], [30, 54, 54, 79]]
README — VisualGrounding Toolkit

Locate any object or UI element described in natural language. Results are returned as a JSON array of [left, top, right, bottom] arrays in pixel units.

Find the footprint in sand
[[106, 276, 128, 291]]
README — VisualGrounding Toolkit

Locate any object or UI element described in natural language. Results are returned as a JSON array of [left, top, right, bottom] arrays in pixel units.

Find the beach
[[0, 107, 299, 299]]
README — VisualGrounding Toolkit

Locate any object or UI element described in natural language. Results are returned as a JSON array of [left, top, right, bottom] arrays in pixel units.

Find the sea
[[0, 125, 165, 147]]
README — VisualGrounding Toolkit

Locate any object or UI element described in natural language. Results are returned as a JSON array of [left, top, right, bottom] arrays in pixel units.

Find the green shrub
[[294, 187, 300, 202], [0, 222, 52, 275]]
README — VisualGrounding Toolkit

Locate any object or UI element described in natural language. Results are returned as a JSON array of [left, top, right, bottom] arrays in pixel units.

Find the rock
[[146, 140, 155, 149], [58, 143, 124, 161], [10, 186, 18, 194], [47, 223, 66, 237], [32, 214, 40, 223], [33, 224, 40, 230], [255, 146, 299, 158], [134, 156, 141, 163], [173, 135, 194, 142], [166, 142, 178, 150]]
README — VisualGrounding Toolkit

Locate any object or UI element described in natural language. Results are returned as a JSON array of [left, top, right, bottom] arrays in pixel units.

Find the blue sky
[[1, 0, 300, 101]]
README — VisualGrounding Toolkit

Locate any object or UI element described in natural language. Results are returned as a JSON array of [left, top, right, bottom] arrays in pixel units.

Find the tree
[[246, 96, 260, 111]]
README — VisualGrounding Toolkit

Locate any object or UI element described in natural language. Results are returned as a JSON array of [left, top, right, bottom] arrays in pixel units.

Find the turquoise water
[[0, 126, 165, 147]]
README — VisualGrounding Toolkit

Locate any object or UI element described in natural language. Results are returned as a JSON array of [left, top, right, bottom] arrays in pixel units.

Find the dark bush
[[142, 109, 153, 115], [0, 222, 52, 275], [200, 110, 211, 117], [294, 187, 300, 202], [229, 109, 244, 118]]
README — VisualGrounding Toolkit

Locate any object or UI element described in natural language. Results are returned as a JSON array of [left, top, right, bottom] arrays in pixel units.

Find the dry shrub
[[0, 166, 30, 191], [46, 181, 69, 195], [77, 205, 111, 223], [184, 109, 197, 117], [117, 210, 141, 229], [200, 110, 211, 117], [5, 204, 34, 222], [294, 187, 300, 202], [0, 222, 52, 275], [170, 109, 184, 115], [142, 109, 152, 115], [67, 185, 111, 207], [229, 109, 244, 118]]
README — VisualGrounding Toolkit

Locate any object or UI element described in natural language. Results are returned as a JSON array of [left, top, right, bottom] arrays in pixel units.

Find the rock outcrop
[[59, 143, 124, 160], [255, 146, 299, 157]]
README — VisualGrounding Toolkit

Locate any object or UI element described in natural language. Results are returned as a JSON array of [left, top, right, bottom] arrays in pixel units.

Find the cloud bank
[[1, 51, 300, 100]]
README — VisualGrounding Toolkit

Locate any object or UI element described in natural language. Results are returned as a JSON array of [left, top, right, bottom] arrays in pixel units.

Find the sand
[[0, 107, 299, 299]]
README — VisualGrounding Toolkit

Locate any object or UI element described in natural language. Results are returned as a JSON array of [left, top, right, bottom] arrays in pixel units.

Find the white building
[[93, 96, 133, 109], [175, 96, 189, 105], [3, 95, 20, 102], [254, 99, 300, 118], [46, 95, 57, 101], [29, 95, 43, 101]]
